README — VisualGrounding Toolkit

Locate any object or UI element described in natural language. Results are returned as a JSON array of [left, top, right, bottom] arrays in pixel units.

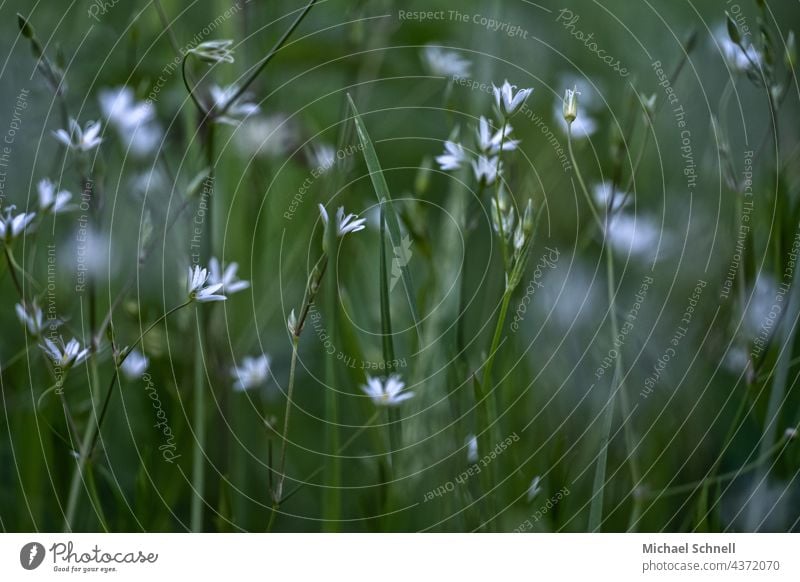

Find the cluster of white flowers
[[492, 191, 534, 256], [436, 80, 532, 187]]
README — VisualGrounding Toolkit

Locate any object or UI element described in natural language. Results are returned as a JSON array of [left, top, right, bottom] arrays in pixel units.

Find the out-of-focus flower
[[593, 181, 630, 213], [713, 24, 761, 72], [187, 265, 227, 303], [471, 155, 501, 185], [235, 115, 295, 158], [209, 84, 259, 123], [605, 213, 665, 261], [361, 374, 414, 406], [37, 179, 74, 214], [465, 434, 478, 463], [208, 257, 250, 295], [476, 117, 519, 155], [120, 350, 149, 380], [309, 143, 336, 174], [436, 141, 468, 171], [53, 119, 103, 152], [493, 80, 533, 118], [0, 206, 35, 242], [422, 45, 471, 77], [527, 476, 542, 502], [16, 301, 46, 336], [231, 354, 270, 391], [41, 336, 90, 369], [99, 87, 162, 156]]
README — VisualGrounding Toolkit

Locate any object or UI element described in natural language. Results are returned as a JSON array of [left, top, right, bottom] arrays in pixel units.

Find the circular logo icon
[[20, 542, 45, 570]]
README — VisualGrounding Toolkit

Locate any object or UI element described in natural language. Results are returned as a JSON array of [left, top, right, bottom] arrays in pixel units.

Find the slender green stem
[[273, 335, 300, 504], [217, 0, 319, 118], [567, 126, 603, 232], [4, 246, 24, 299], [63, 300, 190, 531], [491, 121, 510, 271]]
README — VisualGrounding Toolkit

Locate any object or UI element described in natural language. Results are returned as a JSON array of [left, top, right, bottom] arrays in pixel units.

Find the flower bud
[[522, 199, 534, 237], [726, 12, 741, 46], [786, 31, 796, 69], [563, 86, 579, 124], [188, 40, 235, 64]]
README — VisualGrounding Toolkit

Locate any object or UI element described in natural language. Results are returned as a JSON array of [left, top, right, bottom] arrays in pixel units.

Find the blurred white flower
[[744, 275, 778, 338], [527, 475, 542, 502], [0, 206, 35, 242], [208, 257, 250, 295], [476, 117, 519, 155], [436, 140, 468, 171], [99, 87, 162, 156], [465, 434, 478, 463], [361, 374, 414, 406], [319, 204, 366, 238], [422, 46, 471, 77], [16, 301, 45, 336], [309, 143, 336, 174], [235, 115, 295, 158], [471, 155, 501, 185], [493, 80, 533, 118], [605, 213, 665, 261], [53, 118, 103, 152], [120, 350, 149, 380], [593, 181, 630, 213], [231, 354, 270, 391], [713, 25, 761, 72], [187, 265, 227, 302], [41, 336, 89, 369], [209, 84, 259, 123], [37, 179, 74, 214]]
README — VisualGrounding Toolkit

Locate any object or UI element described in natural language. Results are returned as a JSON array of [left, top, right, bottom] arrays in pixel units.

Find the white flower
[[208, 257, 250, 295], [37, 179, 74, 214], [99, 87, 162, 156], [209, 84, 259, 123], [235, 115, 295, 158], [40, 336, 90, 369], [231, 354, 270, 391], [16, 301, 45, 336], [436, 141, 469, 172], [713, 25, 761, 72], [187, 265, 227, 302], [593, 181, 630, 213], [188, 39, 235, 64], [361, 374, 414, 406], [436, 141, 468, 171], [319, 204, 367, 238], [309, 143, 336, 174], [527, 476, 542, 502], [120, 350, 149, 380], [493, 80, 533, 118], [471, 155, 501, 185], [555, 80, 597, 139], [491, 194, 515, 238], [476, 116, 519, 155], [465, 434, 478, 463], [0, 206, 35, 242], [53, 118, 103, 152], [422, 46, 471, 77], [605, 213, 666, 261]]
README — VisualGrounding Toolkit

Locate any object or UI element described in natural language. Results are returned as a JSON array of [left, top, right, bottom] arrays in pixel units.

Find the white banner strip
[[1, 533, 798, 580]]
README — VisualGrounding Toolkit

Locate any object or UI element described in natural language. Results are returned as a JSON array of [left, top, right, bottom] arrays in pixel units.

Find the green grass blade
[[347, 94, 420, 332]]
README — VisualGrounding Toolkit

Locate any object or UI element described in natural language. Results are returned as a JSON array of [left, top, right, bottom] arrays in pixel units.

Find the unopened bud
[[786, 31, 796, 69], [726, 12, 741, 46], [563, 86, 579, 124]]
